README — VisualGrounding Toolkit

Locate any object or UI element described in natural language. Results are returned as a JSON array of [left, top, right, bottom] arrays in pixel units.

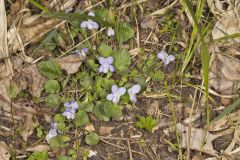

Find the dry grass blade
[[150, 0, 178, 16], [0, 0, 12, 109]]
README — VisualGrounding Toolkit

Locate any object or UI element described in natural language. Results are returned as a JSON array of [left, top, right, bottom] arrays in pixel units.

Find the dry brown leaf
[[0, 0, 12, 116], [21, 113, 39, 142], [176, 123, 218, 156], [85, 123, 96, 132], [8, 19, 60, 54], [211, 0, 240, 43], [0, 141, 11, 160], [209, 51, 240, 96], [57, 54, 85, 75], [209, 110, 240, 132], [26, 145, 50, 152], [99, 126, 114, 136], [22, 64, 47, 97]]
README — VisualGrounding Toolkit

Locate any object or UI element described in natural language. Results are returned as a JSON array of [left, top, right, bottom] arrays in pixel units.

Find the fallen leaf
[[26, 145, 50, 152], [209, 51, 240, 95], [0, 141, 11, 160], [57, 54, 85, 75], [99, 126, 114, 136], [176, 123, 218, 156], [22, 64, 47, 97], [21, 113, 39, 142], [211, 1, 240, 43], [85, 123, 95, 132]]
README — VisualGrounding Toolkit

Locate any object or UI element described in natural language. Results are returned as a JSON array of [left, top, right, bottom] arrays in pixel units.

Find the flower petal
[[46, 128, 57, 143], [112, 96, 120, 103], [99, 57, 106, 64], [107, 56, 113, 64], [63, 108, 75, 119], [111, 85, 118, 93], [87, 22, 94, 30], [102, 65, 109, 73], [64, 102, 71, 108], [131, 84, 141, 94], [157, 50, 168, 60], [80, 21, 87, 28], [91, 21, 99, 29], [107, 27, 115, 36], [163, 58, 170, 65], [106, 94, 114, 101], [168, 55, 175, 61], [71, 101, 79, 110], [98, 65, 104, 73], [88, 11, 95, 17], [129, 94, 137, 103], [118, 87, 126, 95], [109, 65, 115, 72]]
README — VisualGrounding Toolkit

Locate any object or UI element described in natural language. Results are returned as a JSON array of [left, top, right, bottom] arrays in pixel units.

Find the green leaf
[[36, 126, 43, 138], [50, 135, 70, 150], [93, 102, 110, 121], [57, 122, 69, 132], [38, 60, 62, 79], [45, 94, 61, 108], [112, 49, 131, 74], [103, 102, 122, 118], [98, 43, 112, 57], [44, 80, 60, 94], [150, 71, 165, 81], [115, 22, 134, 44], [136, 116, 157, 132], [85, 132, 99, 145], [54, 114, 66, 122], [7, 82, 18, 99], [74, 110, 89, 127], [27, 151, 48, 160]]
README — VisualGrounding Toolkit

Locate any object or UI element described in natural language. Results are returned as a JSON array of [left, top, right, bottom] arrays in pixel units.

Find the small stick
[[127, 140, 133, 160], [100, 139, 146, 157]]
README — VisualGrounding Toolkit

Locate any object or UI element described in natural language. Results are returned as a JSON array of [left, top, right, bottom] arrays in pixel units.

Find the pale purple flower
[[62, 100, 79, 119], [63, 108, 76, 119], [128, 84, 141, 103], [80, 11, 99, 30], [64, 100, 79, 110], [88, 11, 95, 17], [157, 50, 175, 66], [98, 56, 115, 73], [107, 85, 126, 103], [107, 27, 115, 37], [46, 123, 58, 143], [74, 48, 89, 57], [80, 20, 99, 30]]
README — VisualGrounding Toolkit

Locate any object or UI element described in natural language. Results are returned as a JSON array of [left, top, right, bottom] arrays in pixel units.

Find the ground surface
[[1, 0, 240, 160]]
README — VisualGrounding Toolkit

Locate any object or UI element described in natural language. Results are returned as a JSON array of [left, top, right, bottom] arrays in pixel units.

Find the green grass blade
[[210, 98, 240, 124], [32, 29, 58, 55], [28, 0, 50, 13], [182, 0, 210, 124]]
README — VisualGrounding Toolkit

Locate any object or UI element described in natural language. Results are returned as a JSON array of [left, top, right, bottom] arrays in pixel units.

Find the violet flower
[[74, 48, 89, 57], [46, 123, 58, 143], [128, 84, 141, 103], [107, 27, 115, 37], [157, 50, 175, 66], [107, 85, 126, 103], [62, 100, 79, 119], [80, 11, 99, 30], [98, 56, 115, 73]]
